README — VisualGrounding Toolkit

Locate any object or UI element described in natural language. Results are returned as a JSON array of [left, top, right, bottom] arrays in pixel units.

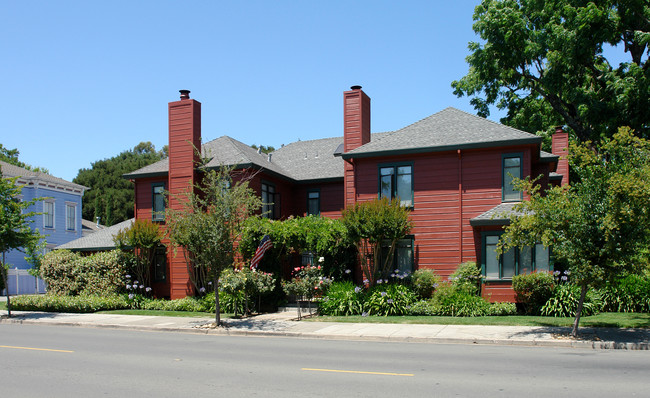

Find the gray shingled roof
[[342, 107, 542, 159], [271, 136, 346, 181], [56, 218, 133, 251], [469, 202, 529, 226], [1, 160, 87, 192], [201, 136, 289, 177]]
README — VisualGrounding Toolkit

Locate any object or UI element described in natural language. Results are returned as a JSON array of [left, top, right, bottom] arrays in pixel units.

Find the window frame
[[65, 202, 77, 231], [481, 231, 552, 281], [43, 200, 55, 229], [152, 182, 166, 222], [153, 246, 167, 283], [306, 189, 320, 216], [377, 162, 414, 208], [261, 181, 279, 219], [502, 153, 523, 202], [380, 235, 415, 275]]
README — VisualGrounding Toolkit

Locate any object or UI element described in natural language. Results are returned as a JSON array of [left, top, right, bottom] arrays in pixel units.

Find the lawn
[[311, 312, 650, 329]]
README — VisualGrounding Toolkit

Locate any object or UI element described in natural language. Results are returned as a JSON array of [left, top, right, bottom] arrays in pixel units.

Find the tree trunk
[[571, 284, 588, 337], [2, 253, 10, 318], [214, 275, 220, 326]]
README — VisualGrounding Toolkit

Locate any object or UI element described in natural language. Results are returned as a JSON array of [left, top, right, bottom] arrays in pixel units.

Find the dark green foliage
[[114, 219, 163, 288], [0, 143, 48, 173], [429, 284, 492, 317], [408, 298, 516, 317], [39, 250, 128, 296], [512, 272, 556, 315], [452, 0, 650, 143], [318, 281, 365, 316], [73, 142, 165, 225], [541, 284, 601, 317], [600, 274, 650, 313], [411, 269, 441, 299], [363, 284, 416, 316], [11, 294, 130, 313]]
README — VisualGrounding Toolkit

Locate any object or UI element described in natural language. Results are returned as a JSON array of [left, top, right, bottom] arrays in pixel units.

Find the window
[[379, 164, 413, 207], [65, 203, 76, 231], [381, 236, 414, 275], [482, 232, 551, 280], [502, 154, 523, 202], [152, 183, 165, 221], [153, 247, 167, 282], [261, 182, 279, 219], [43, 201, 54, 229], [307, 190, 320, 215]]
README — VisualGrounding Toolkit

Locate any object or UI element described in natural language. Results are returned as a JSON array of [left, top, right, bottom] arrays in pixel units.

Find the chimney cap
[[350, 85, 362, 90], [179, 89, 191, 99]]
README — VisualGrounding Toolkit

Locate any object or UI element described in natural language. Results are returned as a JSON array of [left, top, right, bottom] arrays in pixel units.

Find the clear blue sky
[[2, 1, 496, 182]]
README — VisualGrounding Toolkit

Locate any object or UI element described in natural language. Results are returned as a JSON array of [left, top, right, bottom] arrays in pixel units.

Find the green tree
[[114, 219, 163, 288], [500, 128, 650, 336], [166, 166, 262, 326], [341, 197, 412, 287], [250, 144, 275, 154], [73, 142, 165, 226], [452, 0, 650, 143], [0, 166, 44, 316]]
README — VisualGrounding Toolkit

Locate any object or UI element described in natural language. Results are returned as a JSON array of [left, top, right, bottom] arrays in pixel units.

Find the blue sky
[[2, 1, 494, 182]]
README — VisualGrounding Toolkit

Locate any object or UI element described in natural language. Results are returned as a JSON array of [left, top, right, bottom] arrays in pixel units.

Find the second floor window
[[152, 183, 165, 221], [261, 182, 278, 219], [307, 190, 320, 215], [43, 201, 54, 229], [65, 203, 76, 231], [379, 164, 413, 207], [503, 154, 523, 202]]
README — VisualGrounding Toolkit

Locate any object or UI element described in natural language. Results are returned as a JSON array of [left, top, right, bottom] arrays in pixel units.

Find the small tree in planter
[[282, 258, 331, 319]]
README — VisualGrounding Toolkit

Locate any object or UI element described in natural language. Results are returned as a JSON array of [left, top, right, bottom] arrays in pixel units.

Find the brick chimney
[[168, 89, 201, 299], [552, 126, 569, 186], [343, 85, 371, 208]]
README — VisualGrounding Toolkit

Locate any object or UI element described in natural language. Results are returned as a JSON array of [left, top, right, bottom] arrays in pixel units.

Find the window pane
[[504, 157, 520, 167], [397, 173, 412, 207], [502, 249, 516, 278], [380, 175, 392, 199], [485, 236, 500, 279], [503, 166, 521, 201], [308, 197, 319, 215], [535, 244, 550, 272], [154, 249, 167, 282], [308, 191, 319, 199], [519, 246, 532, 275], [397, 166, 411, 175], [396, 239, 413, 273], [44, 202, 54, 228], [380, 167, 394, 176]]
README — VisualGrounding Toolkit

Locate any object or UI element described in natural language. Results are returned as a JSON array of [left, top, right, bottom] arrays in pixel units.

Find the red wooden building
[[126, 87, 568, 301]]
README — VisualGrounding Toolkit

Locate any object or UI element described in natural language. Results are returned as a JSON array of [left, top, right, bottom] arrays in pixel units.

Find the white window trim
[[65, 202, 77, 231], [43, 200, 55, 229]]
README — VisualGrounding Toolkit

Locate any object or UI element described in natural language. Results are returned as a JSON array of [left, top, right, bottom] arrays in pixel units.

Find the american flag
[[250, 235, 272, 269]]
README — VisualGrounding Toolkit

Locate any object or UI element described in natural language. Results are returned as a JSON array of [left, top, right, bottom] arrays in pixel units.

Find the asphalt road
[[2, 324, 649, 397]]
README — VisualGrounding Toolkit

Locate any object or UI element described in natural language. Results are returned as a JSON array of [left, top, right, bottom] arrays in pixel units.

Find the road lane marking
[[0, 345, 74, 353], [302, 368, 413, 377]]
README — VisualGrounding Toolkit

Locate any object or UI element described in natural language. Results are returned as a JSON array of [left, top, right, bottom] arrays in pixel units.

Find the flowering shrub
[[219, 267, 276, 315], [363, 284, 416, 316], [411, 269, 441, 299], [318, 281, 365, 316], [449, 261, 482, 295], [282, 264, 332, 300]]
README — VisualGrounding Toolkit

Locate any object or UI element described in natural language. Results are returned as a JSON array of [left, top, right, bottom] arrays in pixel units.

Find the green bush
[[140, 296, 207, 312], [541, 284, 601, 317], [512, 271, 556, 315], [364, 284, 416, 316], [11, 294, 130, 313], [449, 261, 482, 295], [407, 297, 516, 316], [39, 250, 128, 296], [430, 284, 492, 316], [411, 269, 441, 299], [318, 281, 365, 316], [600, 274, 650, 313]]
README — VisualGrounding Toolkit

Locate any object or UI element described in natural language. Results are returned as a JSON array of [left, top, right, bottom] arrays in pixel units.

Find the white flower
[[318, 257, 325, 263]]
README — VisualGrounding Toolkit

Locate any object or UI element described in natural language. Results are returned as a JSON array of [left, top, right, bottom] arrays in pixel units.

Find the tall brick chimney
[[552, 126, 569, 186], [343, 85, 371, 208], [167, 89, 201, 299]]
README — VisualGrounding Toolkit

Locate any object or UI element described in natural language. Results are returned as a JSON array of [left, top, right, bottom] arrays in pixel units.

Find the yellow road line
[[302, 368, 413, 377], [0, 345, 74, 353]]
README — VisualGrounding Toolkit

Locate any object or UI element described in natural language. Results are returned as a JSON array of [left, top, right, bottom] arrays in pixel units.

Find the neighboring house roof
[[81, 219, 105, 232], [0, 160, 87, 194], [342, 107, 542, 159], [56, 218, 133, 251], [469, 202, 528, 226]]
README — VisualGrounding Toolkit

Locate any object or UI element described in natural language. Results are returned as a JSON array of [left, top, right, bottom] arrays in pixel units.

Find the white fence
[[1, 268, 47, 296]]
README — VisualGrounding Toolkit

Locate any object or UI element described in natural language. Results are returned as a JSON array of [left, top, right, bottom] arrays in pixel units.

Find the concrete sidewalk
[[1, 307, 649, 350]]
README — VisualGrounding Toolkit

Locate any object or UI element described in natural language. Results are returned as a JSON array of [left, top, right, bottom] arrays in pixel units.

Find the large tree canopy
[[452, 0, 650, 143], [73, 142, 165, 226]]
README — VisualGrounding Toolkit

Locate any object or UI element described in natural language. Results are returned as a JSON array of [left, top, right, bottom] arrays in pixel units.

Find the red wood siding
[[292, 181, 344, 218]]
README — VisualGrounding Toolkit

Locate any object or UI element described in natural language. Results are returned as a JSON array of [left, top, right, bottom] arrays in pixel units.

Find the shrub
[[430, 284, 492, 316], [282, 265, 331, 299], [541, 284, 601, 317], [512, 271, 556, 315], [11, 293, 130, 313], [318, 281, 365, 316], [140, 296, 207, 312], [449, 261, 482, 295], [39, 250, 84, 295], [364, 284, 416, 316], [82, 251, 130, 296], [411, 269, 441, 299], [407, 297, 516, 316], [600, 274, 650, 313]]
